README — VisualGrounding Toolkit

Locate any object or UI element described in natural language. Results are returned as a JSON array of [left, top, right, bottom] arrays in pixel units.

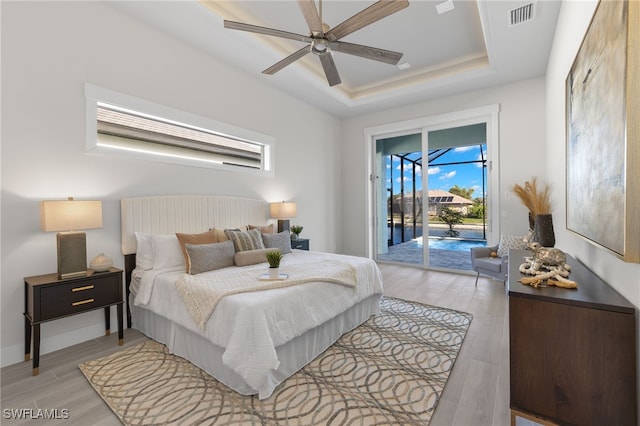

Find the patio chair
[[470, 244, 508, 286]]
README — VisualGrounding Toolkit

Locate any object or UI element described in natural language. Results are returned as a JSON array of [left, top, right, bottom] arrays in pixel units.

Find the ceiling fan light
[[311, 39, 329, 55]]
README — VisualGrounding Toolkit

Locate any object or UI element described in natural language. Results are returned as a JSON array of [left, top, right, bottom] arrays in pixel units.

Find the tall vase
[[533, 214, 555, 247], [528, 212, 536, 232]]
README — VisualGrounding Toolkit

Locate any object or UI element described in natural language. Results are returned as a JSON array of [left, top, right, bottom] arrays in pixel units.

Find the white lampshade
[[270, 202, 297, 219], [40, 199, 103, 232]]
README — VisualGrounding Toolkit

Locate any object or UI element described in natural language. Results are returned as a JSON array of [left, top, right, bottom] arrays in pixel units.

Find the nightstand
[[24, 267, 123, 376], [291, 238, 309, 250]]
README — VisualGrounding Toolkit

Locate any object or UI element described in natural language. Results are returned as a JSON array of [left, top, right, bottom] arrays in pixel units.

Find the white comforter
[[133, 250, 384, 396]]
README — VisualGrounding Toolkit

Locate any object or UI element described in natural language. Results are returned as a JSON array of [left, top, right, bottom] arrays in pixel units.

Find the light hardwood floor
[[1, 264, 510, 425]]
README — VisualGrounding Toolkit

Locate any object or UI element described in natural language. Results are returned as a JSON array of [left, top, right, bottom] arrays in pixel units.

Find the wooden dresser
[[508, 250, 637, 426]]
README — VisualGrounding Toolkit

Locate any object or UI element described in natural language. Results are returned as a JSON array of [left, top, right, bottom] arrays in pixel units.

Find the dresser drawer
[[39, 275, 119, 320]]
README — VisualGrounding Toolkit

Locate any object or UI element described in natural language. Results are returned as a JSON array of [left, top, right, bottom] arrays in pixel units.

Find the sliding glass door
[[369, 105, 499, 271]]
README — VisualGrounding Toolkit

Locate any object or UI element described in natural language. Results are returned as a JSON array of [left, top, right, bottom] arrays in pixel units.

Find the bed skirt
[[130, 293, 382, 399]]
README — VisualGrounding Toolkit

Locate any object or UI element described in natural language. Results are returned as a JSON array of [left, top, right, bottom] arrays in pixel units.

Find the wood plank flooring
[[1, 264, 510, 425]]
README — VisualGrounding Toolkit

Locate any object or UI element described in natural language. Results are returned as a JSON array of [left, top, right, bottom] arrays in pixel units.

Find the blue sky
[[386, 145, 487, 199]]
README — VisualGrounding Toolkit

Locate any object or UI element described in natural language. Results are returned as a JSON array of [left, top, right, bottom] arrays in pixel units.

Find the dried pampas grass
[[513, 177, 552, 215]]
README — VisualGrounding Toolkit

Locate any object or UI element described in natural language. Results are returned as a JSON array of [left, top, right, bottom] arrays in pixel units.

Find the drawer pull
[[72, 285, 94, 292], [72, 298, 94, 307]]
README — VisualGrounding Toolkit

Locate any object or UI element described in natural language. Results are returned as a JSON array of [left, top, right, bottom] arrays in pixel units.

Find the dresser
[[508, 250, 636, 425], [24, 268, 124, 375]]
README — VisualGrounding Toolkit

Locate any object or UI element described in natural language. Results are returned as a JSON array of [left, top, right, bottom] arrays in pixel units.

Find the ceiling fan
[[223, 0, 410, 87]]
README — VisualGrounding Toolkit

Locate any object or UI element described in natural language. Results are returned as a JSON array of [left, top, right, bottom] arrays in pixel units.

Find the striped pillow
[[225, 228, 265, 252]]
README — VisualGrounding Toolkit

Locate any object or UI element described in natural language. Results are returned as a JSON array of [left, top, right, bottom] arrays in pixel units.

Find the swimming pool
[[390, 224, 486, 245], [413, 237, 487, 252]]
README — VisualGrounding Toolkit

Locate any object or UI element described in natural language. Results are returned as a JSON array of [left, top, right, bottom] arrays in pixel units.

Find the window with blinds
[[85, 84, 274, 174]]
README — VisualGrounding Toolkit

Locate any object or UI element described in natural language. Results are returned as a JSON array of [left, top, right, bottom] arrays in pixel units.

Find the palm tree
[[448, 185, 475, 200], [438, 206, 463, 237]]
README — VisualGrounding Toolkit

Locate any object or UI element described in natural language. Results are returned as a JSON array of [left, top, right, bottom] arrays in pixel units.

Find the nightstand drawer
[[39, 275, 119, 320], [291, 239, 309, 250]]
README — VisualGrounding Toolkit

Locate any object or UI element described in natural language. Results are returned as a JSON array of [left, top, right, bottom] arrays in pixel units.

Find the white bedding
[[133, 250, 384, 397]]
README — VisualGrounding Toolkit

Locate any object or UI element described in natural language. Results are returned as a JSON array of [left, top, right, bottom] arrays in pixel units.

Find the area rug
[[79, 297, 472, 425]]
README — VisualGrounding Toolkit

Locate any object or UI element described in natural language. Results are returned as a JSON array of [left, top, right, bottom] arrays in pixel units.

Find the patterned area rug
[[79, 297, 472, 425]]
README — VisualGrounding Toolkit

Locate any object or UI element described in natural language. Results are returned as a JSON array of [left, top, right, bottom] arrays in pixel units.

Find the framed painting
[[566, 0, 639, 262]]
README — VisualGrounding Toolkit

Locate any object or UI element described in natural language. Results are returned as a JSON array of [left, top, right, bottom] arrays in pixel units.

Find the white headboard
[[120, 195, 269, 255]]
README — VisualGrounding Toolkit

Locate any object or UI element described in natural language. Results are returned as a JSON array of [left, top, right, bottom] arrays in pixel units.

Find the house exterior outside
[[426, 190, 474, 216], [392, 190, 474, 223]]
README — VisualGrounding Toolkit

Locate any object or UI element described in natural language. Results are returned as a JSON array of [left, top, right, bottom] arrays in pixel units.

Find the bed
[[121, 195, 384, 399]]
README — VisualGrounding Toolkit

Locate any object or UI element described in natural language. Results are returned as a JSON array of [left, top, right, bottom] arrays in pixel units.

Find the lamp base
[[277, 219, 290, 233], [57, 232, 88, 280]]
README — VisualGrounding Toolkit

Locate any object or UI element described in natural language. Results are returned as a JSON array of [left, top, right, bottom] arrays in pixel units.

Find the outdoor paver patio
[[377, 239, 479, 270]]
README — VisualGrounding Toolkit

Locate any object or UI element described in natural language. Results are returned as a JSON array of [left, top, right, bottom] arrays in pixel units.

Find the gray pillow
[[185, 240, 235, 274], [262, 231, 292, 254]]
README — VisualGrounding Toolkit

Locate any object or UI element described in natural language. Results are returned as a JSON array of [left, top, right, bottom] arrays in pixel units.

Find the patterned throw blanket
[[176, 260, 358, 330]]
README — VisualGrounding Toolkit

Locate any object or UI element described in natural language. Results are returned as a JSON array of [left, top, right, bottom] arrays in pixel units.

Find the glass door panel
[[425, 126, 488, 271], [374, 135, 423, 265]]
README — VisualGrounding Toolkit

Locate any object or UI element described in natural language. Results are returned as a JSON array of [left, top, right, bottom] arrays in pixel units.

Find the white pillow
[[150, 234, 184, 270], [135, 232, 154, 271], [497, 234, 527, 257]]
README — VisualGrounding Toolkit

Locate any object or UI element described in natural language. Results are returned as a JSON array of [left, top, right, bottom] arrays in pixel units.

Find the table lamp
[[40, 197, 103, 279], [269, 201, 297, 233]]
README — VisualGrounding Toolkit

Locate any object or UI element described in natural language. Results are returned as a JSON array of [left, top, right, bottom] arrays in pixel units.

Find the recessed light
[[436, 0, 455, 15], [398, 63, 411, 70]]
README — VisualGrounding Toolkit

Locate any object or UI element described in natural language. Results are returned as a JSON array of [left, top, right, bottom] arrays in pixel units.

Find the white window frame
[[85, 84, 274, 175]]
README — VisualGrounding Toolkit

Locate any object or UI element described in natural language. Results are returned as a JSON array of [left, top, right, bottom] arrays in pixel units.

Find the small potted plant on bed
[[290, 225, 303, 241], [265, 250, 283, 278]]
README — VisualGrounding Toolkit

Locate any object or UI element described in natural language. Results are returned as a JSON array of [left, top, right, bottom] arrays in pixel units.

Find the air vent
[[509, 2, 536, 26]]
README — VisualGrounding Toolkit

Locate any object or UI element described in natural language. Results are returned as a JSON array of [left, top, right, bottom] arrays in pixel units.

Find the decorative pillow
[[497, 234, 527, 257], [210, 228, 230, 242], [234, 248, 277, 267], [262, 231, 292, 254], [135, 232, 154, 271], [150, 234, 184, 270], [248, 224, 275, 234], [225, 228, 265, 252], [176, 230, 218, 272], [185, 240, 235, 275]]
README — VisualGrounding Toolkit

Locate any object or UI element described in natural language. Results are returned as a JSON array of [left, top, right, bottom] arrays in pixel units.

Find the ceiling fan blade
[[319, 53, 342, 86], [330, 40, 403, 65], [224, 20, 313, 44], [326, 0, 409, 41], [262, 45, 311, 75], [297, 0, 323, 36]]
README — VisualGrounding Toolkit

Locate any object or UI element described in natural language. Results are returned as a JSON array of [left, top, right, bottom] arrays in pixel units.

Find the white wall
[[0, 2, 341, 367], [340, 77, 547, 257], [545, 1, 640, 305]]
